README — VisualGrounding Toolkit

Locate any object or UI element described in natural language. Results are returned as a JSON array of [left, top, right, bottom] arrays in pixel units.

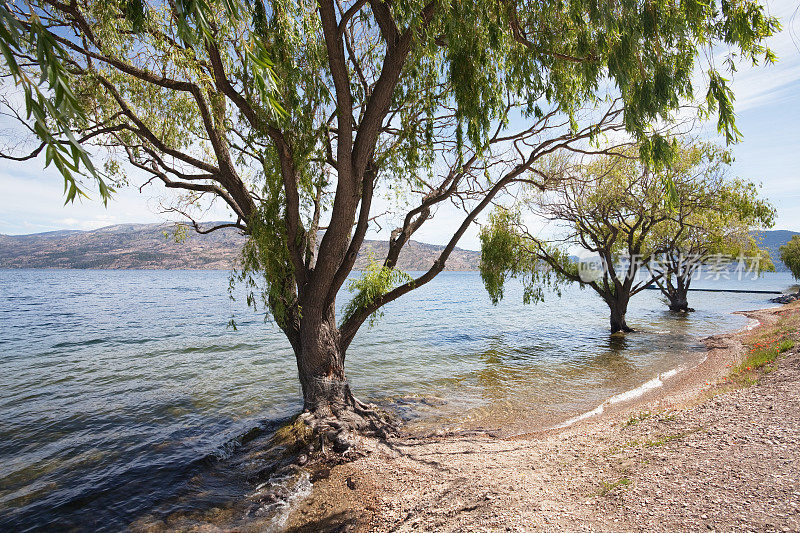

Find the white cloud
[[57, 215, 119, 230], [726, 0, 800, 113]]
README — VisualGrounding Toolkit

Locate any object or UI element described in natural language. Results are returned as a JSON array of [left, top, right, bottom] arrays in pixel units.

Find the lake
[[0, 269, 794, 531]]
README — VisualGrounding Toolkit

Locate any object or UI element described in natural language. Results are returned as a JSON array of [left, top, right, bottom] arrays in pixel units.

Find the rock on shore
[[771, 292, 800, 304]]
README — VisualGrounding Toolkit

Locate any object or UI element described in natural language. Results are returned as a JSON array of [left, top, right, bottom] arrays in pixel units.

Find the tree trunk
[[609, 298, 634, 334], [296, 306, 354, 414], [667, 289, 693, 312], [665, 275, 694, 312], [290, 306, 397, 450]]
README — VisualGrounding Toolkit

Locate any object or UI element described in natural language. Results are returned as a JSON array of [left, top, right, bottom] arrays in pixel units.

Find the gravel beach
[[284, 303, 800, 532]]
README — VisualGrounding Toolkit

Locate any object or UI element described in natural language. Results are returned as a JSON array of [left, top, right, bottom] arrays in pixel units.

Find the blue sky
[[0, 0, 798, 251]]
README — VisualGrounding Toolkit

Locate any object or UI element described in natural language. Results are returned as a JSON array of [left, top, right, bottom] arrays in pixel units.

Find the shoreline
[[510, 307, 775, 440], [391, 307, 757, 442], [283, 303, 800, 532]]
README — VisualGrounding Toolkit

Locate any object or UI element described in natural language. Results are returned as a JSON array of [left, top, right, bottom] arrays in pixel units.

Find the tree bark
[[289, 306, 397, 449], [609, 297, 634, 334], [667, 289, 693, 312], [295, 306, 354, 414]]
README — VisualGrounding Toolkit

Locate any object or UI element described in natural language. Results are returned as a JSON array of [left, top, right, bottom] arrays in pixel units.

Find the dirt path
[[284, 304, 800, 532]]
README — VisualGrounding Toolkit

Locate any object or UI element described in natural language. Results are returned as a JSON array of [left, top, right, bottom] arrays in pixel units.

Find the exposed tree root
[[249, 397, 400, 496], [298, 396, 401, 454], [270, 394, 400, 465]]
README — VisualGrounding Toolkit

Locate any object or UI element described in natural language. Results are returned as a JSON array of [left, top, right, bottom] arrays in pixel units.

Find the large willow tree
[[0, 0, 778, 439]]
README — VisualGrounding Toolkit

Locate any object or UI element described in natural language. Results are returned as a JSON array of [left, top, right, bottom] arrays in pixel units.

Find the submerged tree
[[480, 153, 679, 333], [0, 0, 779, 440], [646, 143, 775, 312]]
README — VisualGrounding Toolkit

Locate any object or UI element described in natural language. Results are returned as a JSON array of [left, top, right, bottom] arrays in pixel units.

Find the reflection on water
[[605, 333, 632, 351], [0, 269, 791, 530]]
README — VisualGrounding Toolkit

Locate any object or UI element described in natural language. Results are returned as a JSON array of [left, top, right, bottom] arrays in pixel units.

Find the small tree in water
[[646, 143, 775, 312], [0, 0, 779, 443], [480, 151, 677, 333], [480, 145, 775, 330]]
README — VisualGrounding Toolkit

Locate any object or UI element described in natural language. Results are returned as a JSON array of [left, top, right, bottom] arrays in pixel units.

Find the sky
[[0, 0, 798, 251]]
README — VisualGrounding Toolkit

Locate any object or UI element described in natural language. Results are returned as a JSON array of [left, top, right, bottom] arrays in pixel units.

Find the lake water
[[0, 269, 794, 531]]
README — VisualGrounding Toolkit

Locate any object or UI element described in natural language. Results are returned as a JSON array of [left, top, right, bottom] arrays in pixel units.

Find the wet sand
[[283, 303, 800, 532]]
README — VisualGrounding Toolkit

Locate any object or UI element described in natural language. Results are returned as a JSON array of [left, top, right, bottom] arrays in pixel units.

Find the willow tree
[[0, 0, 778, 439], [646, 142, 775, 312], [480, 152, 682, 333], [780, 236, 800, 281]]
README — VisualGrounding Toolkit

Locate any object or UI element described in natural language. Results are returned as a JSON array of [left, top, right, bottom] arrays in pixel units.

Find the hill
[[752, 229, 800, 272], [2, 224, 791, 272], [0, 223, 480, 271]]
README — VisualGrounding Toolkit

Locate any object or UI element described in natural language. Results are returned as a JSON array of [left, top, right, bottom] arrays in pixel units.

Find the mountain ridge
[[751, 229, 799, 272], [0, 222, 481, 271], [1, 224, 794, 272]]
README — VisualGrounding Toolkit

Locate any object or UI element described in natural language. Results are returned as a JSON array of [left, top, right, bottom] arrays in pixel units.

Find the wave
[[250, 471, 313, 532], [739, 318, 760, 332], [551, 367, 681, 430]]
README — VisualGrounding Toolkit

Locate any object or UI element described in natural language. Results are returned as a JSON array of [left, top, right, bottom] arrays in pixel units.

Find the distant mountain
[[4, 223, 791, 272], [751, 229, 800, 272], [0, 223, 480, 271]]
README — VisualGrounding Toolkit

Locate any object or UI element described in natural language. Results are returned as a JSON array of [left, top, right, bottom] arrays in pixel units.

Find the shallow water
[[0, 269, 793, 531]]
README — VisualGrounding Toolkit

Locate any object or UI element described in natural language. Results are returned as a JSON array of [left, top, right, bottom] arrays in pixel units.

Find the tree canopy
[[780, 236, 800, 281], [0, 0, 780, 206], [646, 142, 775, 310]]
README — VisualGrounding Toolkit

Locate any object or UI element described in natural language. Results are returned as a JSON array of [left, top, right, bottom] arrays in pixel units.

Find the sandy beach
[[283, 303, 800, 532]]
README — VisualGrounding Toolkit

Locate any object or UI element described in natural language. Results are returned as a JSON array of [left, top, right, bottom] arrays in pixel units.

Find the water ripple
[[0, 269, 791, 530]]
